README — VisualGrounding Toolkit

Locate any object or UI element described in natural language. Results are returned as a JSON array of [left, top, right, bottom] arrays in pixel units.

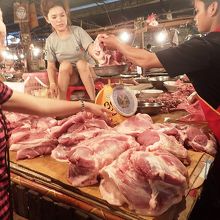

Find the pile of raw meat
[[141, 80, 206, 122], [143, 80, 194, 111], [6, 111, 217, 216], [145, 80, 192, 110]]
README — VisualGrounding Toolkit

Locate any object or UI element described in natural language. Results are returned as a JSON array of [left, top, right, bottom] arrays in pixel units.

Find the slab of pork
[[100, 148, 188, 216]]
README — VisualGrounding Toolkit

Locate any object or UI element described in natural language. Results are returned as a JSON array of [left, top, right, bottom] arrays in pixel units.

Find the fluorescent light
[[119, 31, 131, 43], [155, 31, 168, 44], [2, 50, 14, 60], [20, 53, 25, 59], [32, 47, 41, 57]]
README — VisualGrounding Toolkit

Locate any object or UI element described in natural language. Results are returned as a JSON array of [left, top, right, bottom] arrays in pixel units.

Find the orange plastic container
[[95, 85, 126, 125]]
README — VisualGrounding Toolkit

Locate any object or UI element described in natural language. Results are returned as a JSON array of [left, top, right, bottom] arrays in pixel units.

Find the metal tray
[[134, 78, 149, 84], [120, 74, 139, 78], [147, 76, 173, 89], [137, 102, 164, 115], [93, 64, 128, 77], [145, 72, 168, 77], [149, 68, 166, 73]]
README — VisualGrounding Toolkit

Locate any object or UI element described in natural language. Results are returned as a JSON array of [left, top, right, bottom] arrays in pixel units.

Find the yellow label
[[95, 85, 126, 125]]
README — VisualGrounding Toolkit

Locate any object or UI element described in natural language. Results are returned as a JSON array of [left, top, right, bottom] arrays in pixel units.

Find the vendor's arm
[[101, 35, 163, 69], [47, 61, 57, 84], [47, 61, 59, 97], [87, 43, 97, 61], [44, 37, 59, 97], [2, 91, 109, 117], [74, 26, 100, 63]]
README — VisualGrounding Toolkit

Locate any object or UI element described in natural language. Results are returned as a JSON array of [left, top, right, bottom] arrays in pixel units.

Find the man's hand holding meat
[[99, 34, 162, 69], [91, 34, 108, 64], [99, 34, 120, 50]]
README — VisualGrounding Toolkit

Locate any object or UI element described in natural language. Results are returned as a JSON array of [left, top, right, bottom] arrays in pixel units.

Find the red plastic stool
[[66, 82, 104, 101]]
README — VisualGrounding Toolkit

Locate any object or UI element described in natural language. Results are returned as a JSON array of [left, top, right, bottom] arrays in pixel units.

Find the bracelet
[[80, 100, 85, 112]]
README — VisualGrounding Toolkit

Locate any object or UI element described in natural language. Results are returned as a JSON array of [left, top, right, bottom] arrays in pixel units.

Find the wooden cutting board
[[10, 149, 212, 220]]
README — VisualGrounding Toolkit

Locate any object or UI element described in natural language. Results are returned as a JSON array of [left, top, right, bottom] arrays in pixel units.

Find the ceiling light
[[119, 32, 131, 43], [32, 47, 41, 57], [155, 31, 168, 44]]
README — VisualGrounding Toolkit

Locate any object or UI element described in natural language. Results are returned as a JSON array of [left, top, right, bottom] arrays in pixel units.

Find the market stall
[[1, 35, 216, 219], [10, 148, 213, 220], [3, 46, 216, 220], [8, 109, 214, 220], [0, 2, 219, 220]]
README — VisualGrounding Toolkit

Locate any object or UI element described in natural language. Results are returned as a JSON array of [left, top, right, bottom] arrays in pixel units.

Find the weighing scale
[[94, 66, 138, 125]]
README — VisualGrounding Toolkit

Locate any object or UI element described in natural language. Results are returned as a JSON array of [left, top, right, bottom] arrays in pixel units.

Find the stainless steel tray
[[93, 64, 128, 77]]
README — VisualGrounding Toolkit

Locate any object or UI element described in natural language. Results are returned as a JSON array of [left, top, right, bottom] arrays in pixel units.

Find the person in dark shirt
[[100, 0, 220, 219], [100, 0, 220, 144]]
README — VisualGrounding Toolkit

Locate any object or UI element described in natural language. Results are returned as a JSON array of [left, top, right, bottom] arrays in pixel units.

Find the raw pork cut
[[93, 34, 111, 65], [93, 34, 124, 65], [10, 131, 58, 160], [51, 145, 72, 162], [185, 126, 217, 155], [177, 101, 206, 122], [68, 132, 139, 186], [153, 123, 188, 145], [59, 127, 104, 146], [16, 144, 56, 160], [50, 112, 108, 138], [115, 113, 153, 136], [100, 148, 188, 216], [9, 125, 31, 145], [137, 129, 190, 165], [58, 118, 110, 147], [153, 123, 217, 156]]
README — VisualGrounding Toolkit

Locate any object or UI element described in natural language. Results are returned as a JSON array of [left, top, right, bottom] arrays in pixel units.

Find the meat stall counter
[[9, 110, 214, 220]]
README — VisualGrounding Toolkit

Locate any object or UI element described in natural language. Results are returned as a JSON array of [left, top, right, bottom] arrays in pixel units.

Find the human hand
[[91, 34, 109, 65], [49, 83, 59, 98], [99, 34, 120, 50], [85, 102, 112, 118]]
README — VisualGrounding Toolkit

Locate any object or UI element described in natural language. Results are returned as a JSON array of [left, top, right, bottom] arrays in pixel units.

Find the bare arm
[[0, 20, 6, 62], [87, 43, 99, 63], [47, 61, 58, 85], [101, 35, 163, 69], [47, 61, 59, 98], [2, 92, 109, 117], [87, 43, 94, 56], [118, 44, 163, 69]]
